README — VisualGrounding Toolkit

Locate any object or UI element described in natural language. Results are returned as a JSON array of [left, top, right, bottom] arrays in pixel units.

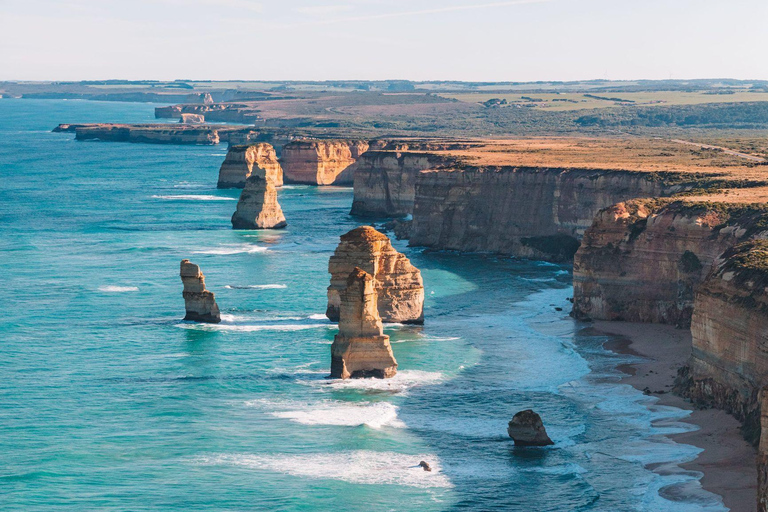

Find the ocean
[[0, 99, 727, 511]]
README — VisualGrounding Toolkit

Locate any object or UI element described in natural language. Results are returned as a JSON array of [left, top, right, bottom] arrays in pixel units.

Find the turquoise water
[[1, 100, 726, 511]]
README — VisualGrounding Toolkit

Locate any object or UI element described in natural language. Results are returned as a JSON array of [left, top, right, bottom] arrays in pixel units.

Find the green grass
[[439, 91, 768, 111]]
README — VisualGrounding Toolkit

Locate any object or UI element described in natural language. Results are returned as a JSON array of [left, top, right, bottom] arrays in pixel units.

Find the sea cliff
[[573, 200, 768, 325], [409, 166, 690, 261], [350, 151, 458, 217], [683, 240, 768, 443]]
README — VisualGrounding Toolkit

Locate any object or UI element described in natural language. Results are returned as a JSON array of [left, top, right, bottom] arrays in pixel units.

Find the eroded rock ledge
[[327, 226, 424, 324], [180, 259, 221, 323], [218, 143, 283, 189], [281, 140, 369, 185], [330, 268, 398, 379], [54, 123, 262, 146]]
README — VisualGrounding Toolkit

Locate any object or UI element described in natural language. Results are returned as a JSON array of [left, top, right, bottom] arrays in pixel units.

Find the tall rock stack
[[217, 143, 283, 189], [180, 259, 221, 323], [231, 174, 287, 229], [326, 226, 424, 324], [330, 268, 398, 379]]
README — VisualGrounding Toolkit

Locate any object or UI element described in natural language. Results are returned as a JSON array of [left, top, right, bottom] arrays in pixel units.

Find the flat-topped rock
[[281, 140, 369, 185], [180, 259, 221, 323], [330, 268, 397, 379], [218, 143, 283, 189], [327, 226, 424, 324], [231, 174, 287, 230]]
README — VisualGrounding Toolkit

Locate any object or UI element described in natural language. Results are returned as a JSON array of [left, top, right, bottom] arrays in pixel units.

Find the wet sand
[[593, 321, 757, 512]]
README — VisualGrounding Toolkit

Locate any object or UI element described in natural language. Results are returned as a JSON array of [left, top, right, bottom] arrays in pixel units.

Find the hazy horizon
[[1, 0, 767, 82]]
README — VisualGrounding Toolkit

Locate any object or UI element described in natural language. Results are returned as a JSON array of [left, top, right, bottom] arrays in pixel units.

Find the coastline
[[592, 320, 757, 512]]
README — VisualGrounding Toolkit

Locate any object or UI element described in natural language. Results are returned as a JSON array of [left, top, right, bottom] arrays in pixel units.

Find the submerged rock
[[507, 410, 554, 446], [180, 259, 221, 323], [217, 143, 283, 189], [231, 174, 287, 230], [330, 268, 397, 379], [326, 226, 424, 324]]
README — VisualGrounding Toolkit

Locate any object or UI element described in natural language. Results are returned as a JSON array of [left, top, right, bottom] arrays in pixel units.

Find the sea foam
[[224, 284, 287, 290], [248, 399, 405, 429], [192, 244, 268, 255], [196, 451, 451, 488], [303, 370, 445, 394], [151, 194, 236, 201], [98, 286, 139, 292]]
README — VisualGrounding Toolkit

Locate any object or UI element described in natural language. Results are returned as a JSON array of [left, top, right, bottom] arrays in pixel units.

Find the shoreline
[[591, 320, 757, 512]]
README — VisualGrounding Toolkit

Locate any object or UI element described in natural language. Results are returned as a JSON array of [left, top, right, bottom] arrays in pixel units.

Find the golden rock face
[[326, 226, 424, 325], [180, 259, 221, 324], [281, 140, 369, 185], [330, 267, 397, 380]]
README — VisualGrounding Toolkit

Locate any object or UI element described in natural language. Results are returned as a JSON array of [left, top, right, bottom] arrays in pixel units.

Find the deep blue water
[[0, 99, 727, 511]]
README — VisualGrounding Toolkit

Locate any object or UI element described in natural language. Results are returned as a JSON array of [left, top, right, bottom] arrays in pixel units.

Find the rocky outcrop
[[684, 240, 768, 441], [231, 174, 287, 230], [281, 140, 369, 185], [217, 143, 283, 188], [75, 124, 220, 144], [58, 123, 263, 146], [507, 410, 554, 446], [179, 113, 205, 124], [573, 200, 767, 325], [330, 268, 398, 379], [350, 151, 458, 217], [180, 259, 221, 323], [409, 166, 691, 261], [327, 226, 424, 324]]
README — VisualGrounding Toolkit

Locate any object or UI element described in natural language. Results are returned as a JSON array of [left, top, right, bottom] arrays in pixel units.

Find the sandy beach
[[592, 321, 757, 512]]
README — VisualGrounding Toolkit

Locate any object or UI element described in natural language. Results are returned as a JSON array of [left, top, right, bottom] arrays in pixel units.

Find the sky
[[1, 0, 767, 82]]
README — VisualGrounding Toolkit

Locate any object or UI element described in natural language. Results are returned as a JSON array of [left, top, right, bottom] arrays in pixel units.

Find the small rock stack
[[326, 226, 424, 324], [330, 267, 398, 379], [180, 259, 221, 323], [507, 410, 554, 446]]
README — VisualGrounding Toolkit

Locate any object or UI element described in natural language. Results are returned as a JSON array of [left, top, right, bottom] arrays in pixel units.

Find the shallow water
[[0, 99, 726, 511]]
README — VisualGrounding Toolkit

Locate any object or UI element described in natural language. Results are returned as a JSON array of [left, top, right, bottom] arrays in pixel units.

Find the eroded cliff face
[[759, 390, 768, 512], [684, 240, 768, 440], [217, 143, 283, 189], [330, 268, 398, 379], [281, 140, 369, 185], [350, 151, 457, 217], [327, 226, 424, 324], [409, 167, 684, 261], [573, 200, 765, 325]]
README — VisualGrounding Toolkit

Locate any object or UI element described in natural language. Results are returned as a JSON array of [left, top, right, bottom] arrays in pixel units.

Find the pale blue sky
[[1, 0, 766, 81]]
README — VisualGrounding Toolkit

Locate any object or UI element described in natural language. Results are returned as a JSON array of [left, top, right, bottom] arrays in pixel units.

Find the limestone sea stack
[[326, 226, 424, 324], [281, 140, 369, 185], [231, 174, 287, 230], [180, 259, 221, 323], [330, 268, 397, 379], [507, 410, 554, 446], [218, 143, 283, 189]]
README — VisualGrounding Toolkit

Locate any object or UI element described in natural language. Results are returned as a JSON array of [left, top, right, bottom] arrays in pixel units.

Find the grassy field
[[439, 91, 768, 111]]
